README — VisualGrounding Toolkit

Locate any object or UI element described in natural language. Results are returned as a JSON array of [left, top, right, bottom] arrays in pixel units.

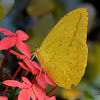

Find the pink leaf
[[36, 73, 47, 89], [24, 60, 40, 74], [16, 38, 31, 58], [45, 75, 56, 87], [16, 30, 29, 41], [10, 49, 20, 56], [31, 69, 40, 75], [18, 89, 30, 100], [23, 59, 35, 70], [16, 55, 26, 60], [10, 49, 27, 60], [3, 80, 30, 89], [3, 80, 23, 88], [0, 37, 15, 50], [22, 82, 31, 89], [29, 88, 37, 100], [0, 27, 14, 36], [32, 61, 41, 71], [15, 53, 26, 60], [18, 62, 30, 71], [22, 77, 32, 86], [45, 96, 56, 100], [0, 96, 8, 100], [32, 85, 46, 100]]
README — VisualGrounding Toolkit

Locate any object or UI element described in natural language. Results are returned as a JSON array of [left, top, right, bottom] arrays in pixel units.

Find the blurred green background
[[0, 0, 100, 100]]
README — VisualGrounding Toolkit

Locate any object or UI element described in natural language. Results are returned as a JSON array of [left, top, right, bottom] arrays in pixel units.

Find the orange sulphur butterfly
[[34, 8, 88, 89]]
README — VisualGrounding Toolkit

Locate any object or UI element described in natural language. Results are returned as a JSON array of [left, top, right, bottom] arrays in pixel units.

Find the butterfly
[[34, 8, 88, 89]]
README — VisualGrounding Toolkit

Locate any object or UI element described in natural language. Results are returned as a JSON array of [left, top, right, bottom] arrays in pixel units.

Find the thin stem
[[0, 48, 11, 81], [47, 86, 58, 96], [12, 66, 21, 80], [2, 66, 21, 96]]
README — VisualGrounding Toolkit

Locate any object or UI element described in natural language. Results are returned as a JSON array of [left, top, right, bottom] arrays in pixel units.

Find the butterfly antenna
[[26, 43, 38, 48], [25, 53, 36, 63], [31, 52, 36, 61]]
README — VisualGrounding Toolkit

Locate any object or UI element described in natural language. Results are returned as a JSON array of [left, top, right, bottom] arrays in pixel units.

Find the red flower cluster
[[3, 77, 56, 100], [0, 28, 56, 100], [0, 27, 31, 58]]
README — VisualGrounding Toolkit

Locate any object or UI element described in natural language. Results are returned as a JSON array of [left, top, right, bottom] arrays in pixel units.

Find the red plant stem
[[12, 66, 21, 80], [0, 48, 11, 81], [1, 66, 21, 96], [47, 86, 58, 96]]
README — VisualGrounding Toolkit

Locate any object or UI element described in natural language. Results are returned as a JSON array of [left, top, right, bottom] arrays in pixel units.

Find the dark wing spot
[[66, 53, 69, 55], [59, 44, 62, 46]]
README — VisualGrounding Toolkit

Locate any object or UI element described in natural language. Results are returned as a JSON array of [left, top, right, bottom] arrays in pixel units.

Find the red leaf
[[22, 77, 32, 86], [0, 37, 15, 50], [22, 82, 31, 89], [3, 80, 30, 89], [23, 59, 40, 74], [0, 96, 8, 100], [18, 62, 30, 71], [16, 55, 26, 60], [45, 96, 56, 100], [0, 27, 14, 36], [18, 89, 30, 100], [10, 49, 20, 56], [16, 38, 31, 58], [31, 68, 40, 75], [16, 30, 29, 41], [45, 75, 56, 87], [3, 80, 23, 88], [29, 88, 37, 100], [36, 73, 47, 89], [32, 85, 46, 100], [23, 58, 35, 71], [32, 61, 41, 71]]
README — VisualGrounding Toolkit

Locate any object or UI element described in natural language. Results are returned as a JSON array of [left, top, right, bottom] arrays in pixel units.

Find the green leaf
[[86, 43, 100, 80], [84, 90, 94, 100], [0, 3, 4, 22], [0, 0, 14, 17], [27, 0, 55, 17]]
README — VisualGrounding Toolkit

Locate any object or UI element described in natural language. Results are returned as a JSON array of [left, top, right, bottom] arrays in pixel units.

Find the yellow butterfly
[[34, 8, 88, 89]]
